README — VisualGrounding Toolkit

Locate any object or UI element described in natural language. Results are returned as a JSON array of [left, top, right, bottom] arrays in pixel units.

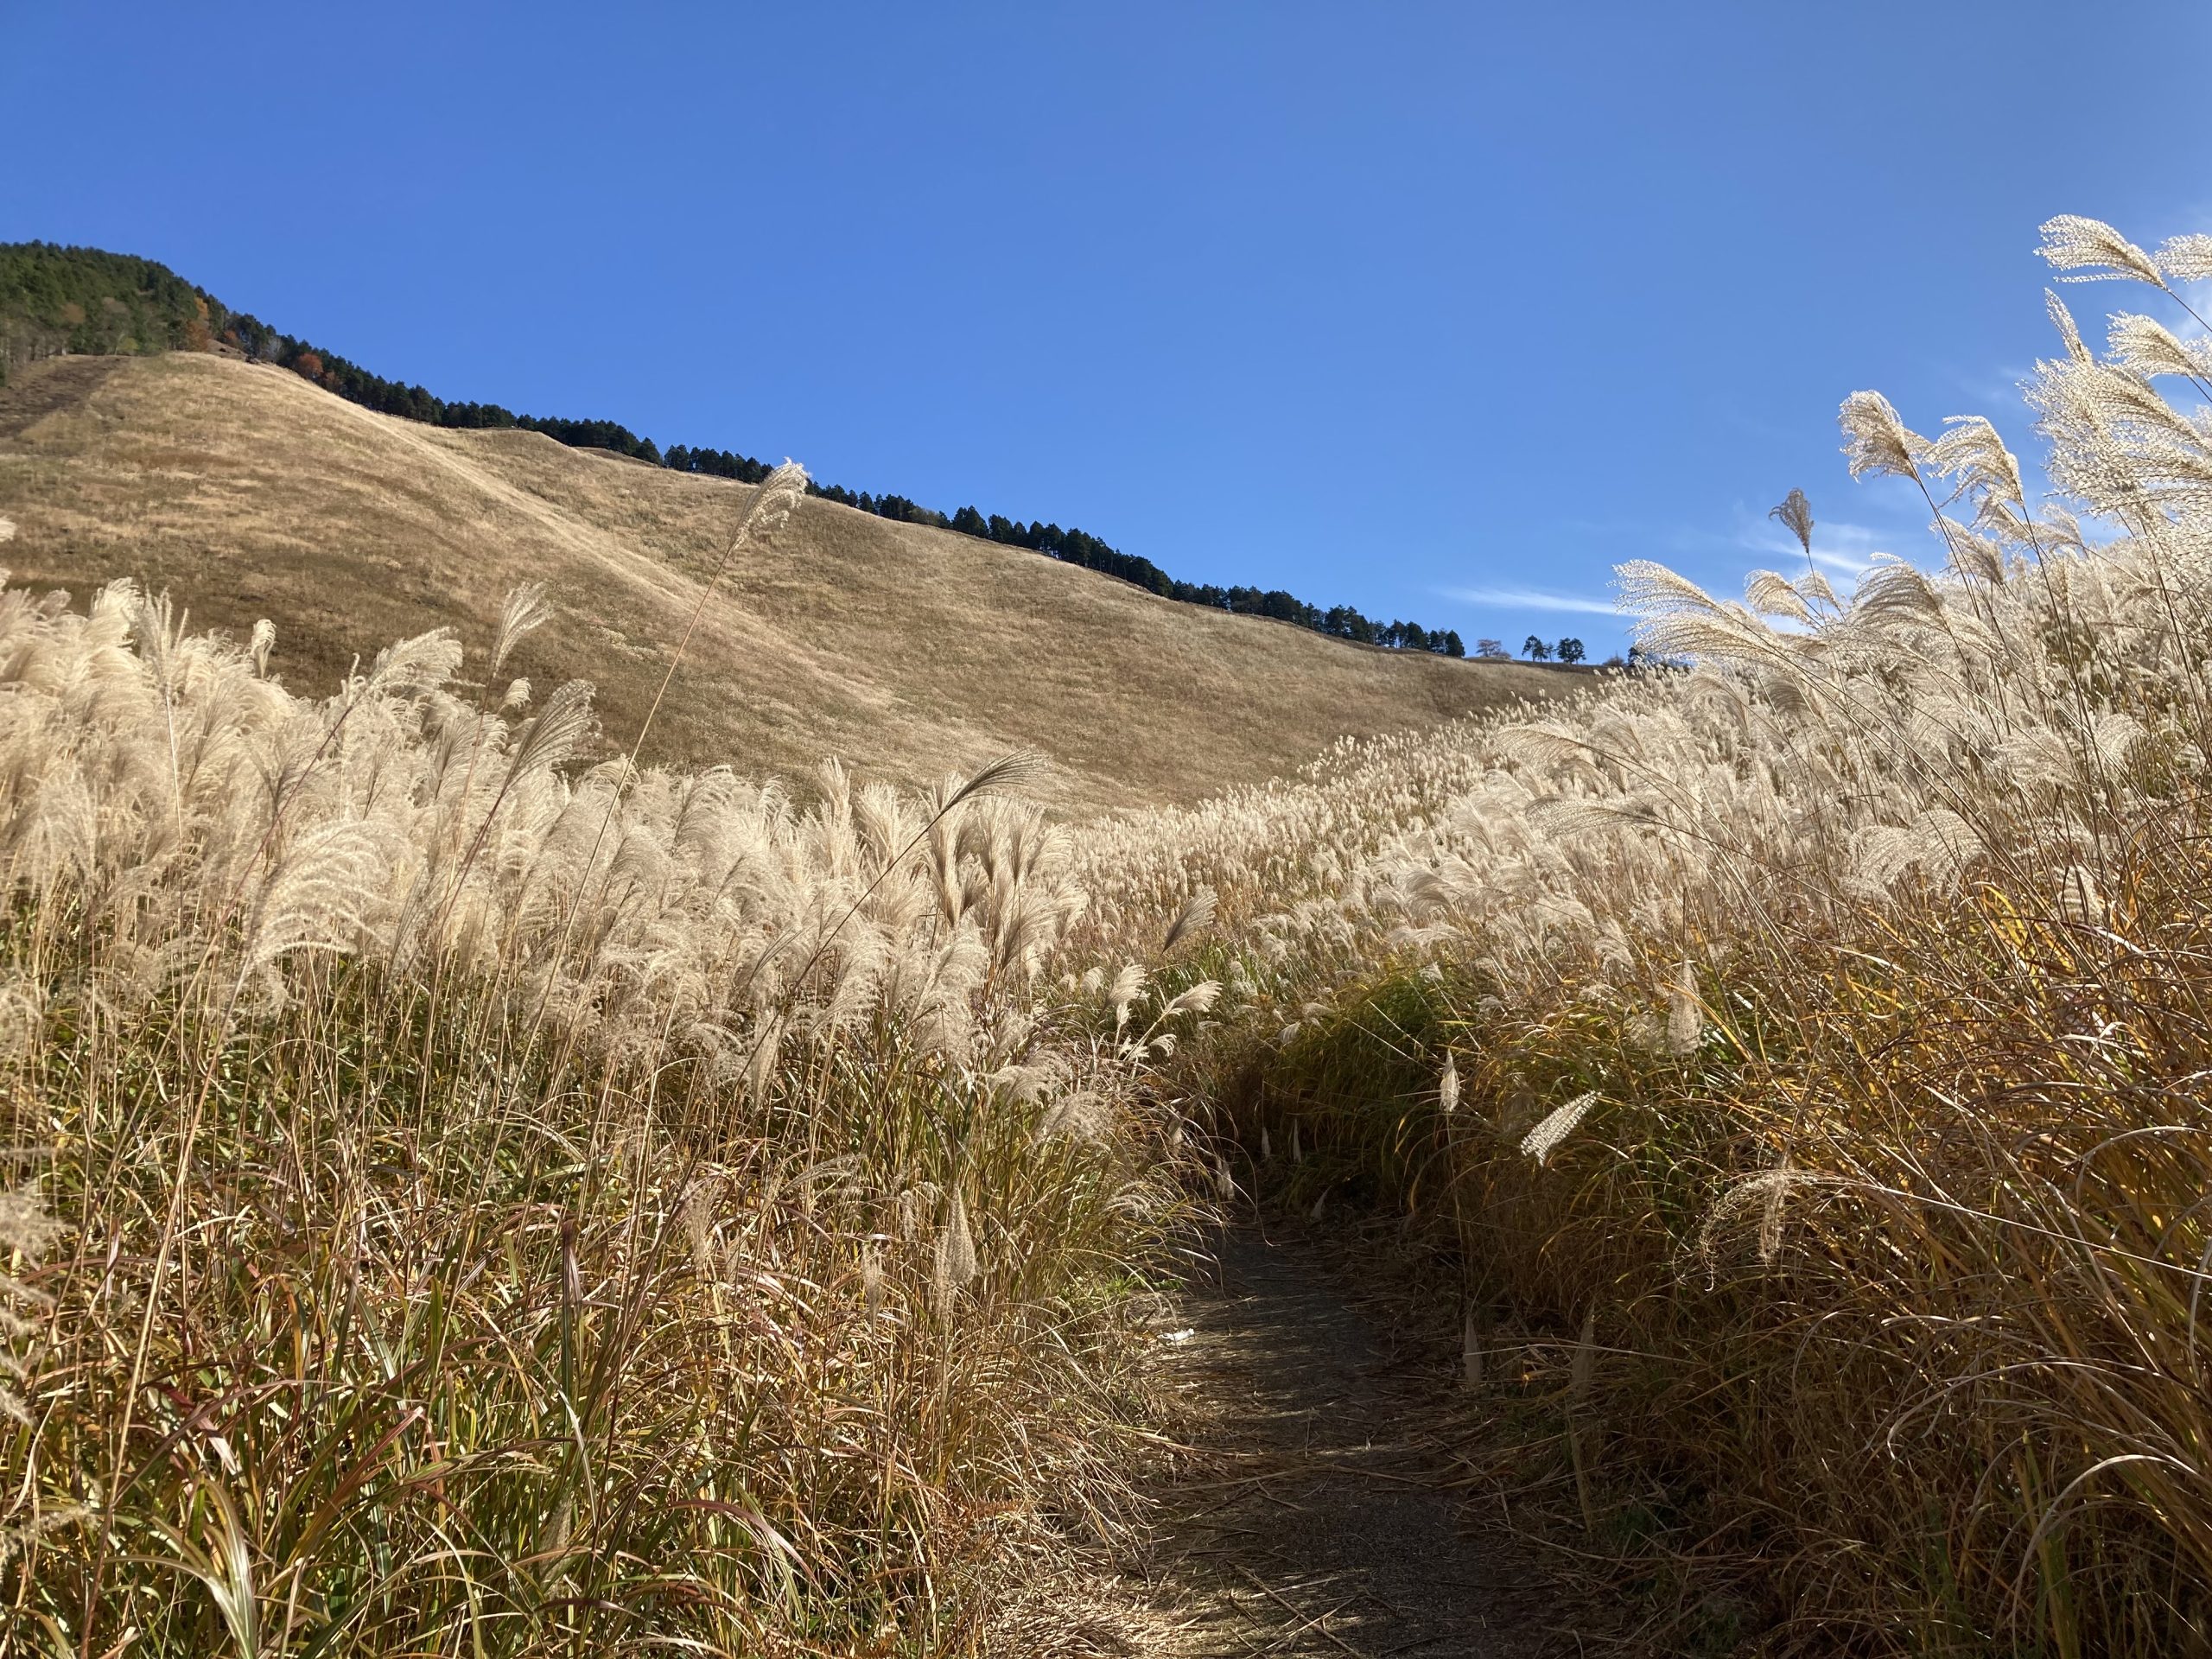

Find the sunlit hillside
[[0, 351, 1567, 810], [16, 208, 2212, 1656], [1081, 216, 2212, 1653]]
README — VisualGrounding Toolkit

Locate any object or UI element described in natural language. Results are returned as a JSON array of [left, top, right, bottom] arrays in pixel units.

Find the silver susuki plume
[[1520, 1094, 1597, 1166]]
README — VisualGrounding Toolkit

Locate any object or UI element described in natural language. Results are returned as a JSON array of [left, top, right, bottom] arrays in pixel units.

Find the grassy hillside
[[0, 352, 1567, 810], [2, 241, 1482, 655], [1077, 216, 2212, 1653]]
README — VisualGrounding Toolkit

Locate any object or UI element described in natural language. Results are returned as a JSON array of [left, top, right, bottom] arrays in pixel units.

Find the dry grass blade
[[949, 747, 1049, 809], [1065, 212, 2212, 1652]]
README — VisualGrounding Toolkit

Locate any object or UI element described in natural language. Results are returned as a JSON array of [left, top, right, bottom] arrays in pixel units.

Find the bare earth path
[[1118, 1228, 1586, 1658]]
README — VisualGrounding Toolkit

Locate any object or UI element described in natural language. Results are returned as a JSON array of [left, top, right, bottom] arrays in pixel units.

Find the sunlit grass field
[[10, 213, 2212, 1653]]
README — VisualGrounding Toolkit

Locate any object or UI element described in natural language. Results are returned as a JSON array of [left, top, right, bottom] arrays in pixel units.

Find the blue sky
[[6, 1, 2209, 655]]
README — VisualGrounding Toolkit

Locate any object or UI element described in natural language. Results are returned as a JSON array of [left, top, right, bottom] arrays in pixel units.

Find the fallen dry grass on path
[[1127, 1226, 1580, 1658]]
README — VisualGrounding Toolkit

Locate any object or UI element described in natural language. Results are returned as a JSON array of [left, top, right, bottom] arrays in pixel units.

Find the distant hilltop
[[0, 349, 1576, 810], [0, 240, 1469, 657]]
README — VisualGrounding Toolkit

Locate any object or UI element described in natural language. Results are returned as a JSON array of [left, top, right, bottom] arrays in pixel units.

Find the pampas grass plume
[[1666, 959, 1700, 1055], [935, 1188, 978, 1309], [1520, 1094, 1596, 1166]]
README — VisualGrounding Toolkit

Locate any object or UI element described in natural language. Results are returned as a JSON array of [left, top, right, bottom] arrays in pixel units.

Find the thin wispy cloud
[[1732, 512, 1914, 578], [1444, 586, 1618, 616], [1957, 366, 2035, 415], [1812, 547, 1877, 575], [1447, 513, 1920, 632]]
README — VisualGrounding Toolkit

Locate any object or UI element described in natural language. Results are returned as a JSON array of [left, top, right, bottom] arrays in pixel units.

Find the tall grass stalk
[[1069, 215, 2212, 1652], [0, 539, 1204, 1652]]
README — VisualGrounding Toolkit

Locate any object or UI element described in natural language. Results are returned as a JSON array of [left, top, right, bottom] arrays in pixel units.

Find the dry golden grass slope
[[0, 352, 1570, 810]]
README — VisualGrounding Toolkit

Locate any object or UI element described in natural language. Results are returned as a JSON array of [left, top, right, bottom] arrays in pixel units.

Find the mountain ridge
[[0, 351, 1569, 811], [0, 239, 1472, 657]]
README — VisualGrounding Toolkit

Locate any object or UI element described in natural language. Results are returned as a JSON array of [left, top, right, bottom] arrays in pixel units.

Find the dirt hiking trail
[[1117, 1227, 1597, 1658]]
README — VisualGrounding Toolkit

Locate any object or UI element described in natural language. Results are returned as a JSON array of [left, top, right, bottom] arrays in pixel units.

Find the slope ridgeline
[[0, 351, 1566, 811], [0, 239, 1468, 655]]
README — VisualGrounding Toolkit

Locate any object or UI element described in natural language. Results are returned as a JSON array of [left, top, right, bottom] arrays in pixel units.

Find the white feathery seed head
[[491, 581, 554, 675], [1520, 1093, 1597, 1166], [1925, 416, 2024, 509], [1839, 391, 1927, 481], [2044, 289, 2091, 364], [1768, 487, 1814, 558], [1744, 571, 1814, 625], [2107, 313, 2212, 383], [2037, 214, 2165, 287], [1162, 885, 1217, 952], [1666, 960, 1701, 1056], [1109, 963, 1146, 1031], [934, 1188, 978, 1309], [1159, 979, 1221, 1019], [2154, 232, 2212, 283]]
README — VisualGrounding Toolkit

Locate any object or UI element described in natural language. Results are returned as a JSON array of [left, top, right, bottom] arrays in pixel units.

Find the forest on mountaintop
[[0, 240, 1471, 656]]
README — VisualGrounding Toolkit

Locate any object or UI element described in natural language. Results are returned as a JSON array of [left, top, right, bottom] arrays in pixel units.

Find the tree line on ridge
[[1, 242, 1484, 658]]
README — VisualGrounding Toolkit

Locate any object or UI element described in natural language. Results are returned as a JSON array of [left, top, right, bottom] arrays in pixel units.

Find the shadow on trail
[[1135, 1227, 1587, 1658]]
